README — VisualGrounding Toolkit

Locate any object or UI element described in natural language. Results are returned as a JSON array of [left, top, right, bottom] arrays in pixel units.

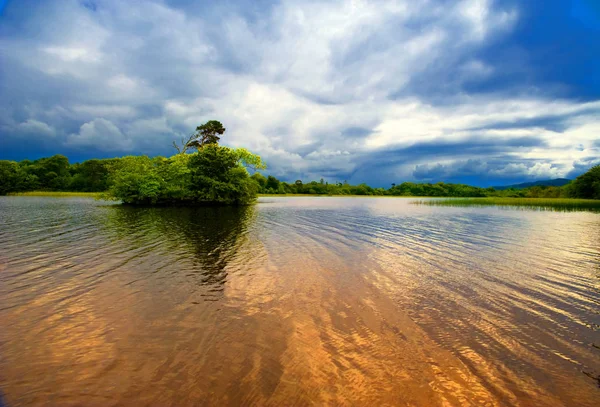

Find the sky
[[0, 0, 599, 187]]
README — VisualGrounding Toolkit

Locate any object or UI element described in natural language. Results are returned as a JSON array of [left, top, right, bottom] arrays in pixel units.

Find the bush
[[105, 145, 263, 205], [189, 145, 259, 205], [569, 165, 600, 199]]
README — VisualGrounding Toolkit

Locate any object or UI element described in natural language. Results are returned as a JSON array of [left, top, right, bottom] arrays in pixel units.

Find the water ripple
[[0, 196, 598, 406]]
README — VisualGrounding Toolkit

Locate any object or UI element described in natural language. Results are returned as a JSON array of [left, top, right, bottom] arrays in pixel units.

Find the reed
[[414, 197, 600, 212], [8, 191, 103, 198]]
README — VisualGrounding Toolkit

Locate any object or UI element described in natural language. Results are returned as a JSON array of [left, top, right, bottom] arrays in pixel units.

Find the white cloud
[[107, 75, 138, 91], [456, 0, 517, 41], [72, 104, 137, 118], [16, 119, 56, 137], [67, 118, 132, 151], [43, 46, 101, 62]]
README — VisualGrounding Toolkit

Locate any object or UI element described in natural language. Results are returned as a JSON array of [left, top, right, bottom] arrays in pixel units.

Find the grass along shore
[[10, 192, 419, 199], [8, 191, 103, 198], [414, 197, 600, 211], [257, 194, 420, 197]]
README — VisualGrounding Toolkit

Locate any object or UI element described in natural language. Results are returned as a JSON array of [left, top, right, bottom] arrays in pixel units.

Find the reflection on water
[[103, 205, 258, 298], [0, 196, 599, 406]]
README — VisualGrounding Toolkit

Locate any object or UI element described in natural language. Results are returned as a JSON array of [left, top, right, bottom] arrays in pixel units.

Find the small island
[[104, 120, 266, 205]]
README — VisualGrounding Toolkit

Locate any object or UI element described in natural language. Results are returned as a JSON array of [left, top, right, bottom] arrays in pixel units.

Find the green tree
[[22, 155, 71, 190], [69, 159, 112, 192], [0, 161, 20, 195], [250, 173, 267, 192], [569, 165, 600, 199], [189, 144, 259, 205], [189, 120, 226, 148], [233, 147, 266, 172], [266, 175, 280, 192], [106, 119, 267, 206], [106, 156, 164, 204], [173, 120, 228, 153], [156, 154, 194, 201]]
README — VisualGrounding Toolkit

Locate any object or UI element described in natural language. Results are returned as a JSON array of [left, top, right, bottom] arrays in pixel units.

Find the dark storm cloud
[[466, 107, 600, 134], [360, 136, 546, 166]]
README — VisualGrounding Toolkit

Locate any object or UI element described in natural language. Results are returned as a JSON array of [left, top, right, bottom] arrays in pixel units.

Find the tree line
[[2, 156, 598, 200], [249, 173, 494, 197], [251, 168, 600, 199], [1, 120, 599, 201]]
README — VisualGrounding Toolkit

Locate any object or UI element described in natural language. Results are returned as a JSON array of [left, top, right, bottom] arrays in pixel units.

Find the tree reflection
[[101, 205, 257, 292]]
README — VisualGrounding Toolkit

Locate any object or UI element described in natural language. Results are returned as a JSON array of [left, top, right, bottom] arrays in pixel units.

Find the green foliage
[[106, 156, 163, 204], [251, 173, 267, 190], [189, 120, 226, 148], [568, 165, 600, 199], [0, 159, 39, 194], [254, 177, 492, 197], [173, 120, 230, 154], [69, 159, 113, 192], [21, 155, 71, 190], [233, 147, 266, 171], [0, 161, 22, 195], [0, 155, 120, 195], [188, 144, 259, 205], [104, 145, 260, 205], [266, 175, 280, 192], [387, 182, 487, 197]]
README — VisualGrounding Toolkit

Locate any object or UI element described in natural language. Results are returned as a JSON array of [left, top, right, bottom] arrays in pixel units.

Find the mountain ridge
[[493, 178, 571, 190]]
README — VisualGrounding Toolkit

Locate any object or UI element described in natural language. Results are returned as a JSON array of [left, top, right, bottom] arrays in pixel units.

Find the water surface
[[0, 196, 599, 406]]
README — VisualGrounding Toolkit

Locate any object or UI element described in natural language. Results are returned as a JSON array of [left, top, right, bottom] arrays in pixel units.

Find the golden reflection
[[0, 198, 599, 406], [365, 208, 600, 407]]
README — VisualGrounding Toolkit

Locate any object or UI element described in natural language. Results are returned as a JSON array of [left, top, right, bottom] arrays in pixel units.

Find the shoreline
[[6, 193, 600, 212]]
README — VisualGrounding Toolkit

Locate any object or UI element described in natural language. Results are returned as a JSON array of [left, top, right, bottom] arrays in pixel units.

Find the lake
[[0, 196, 598, 406]]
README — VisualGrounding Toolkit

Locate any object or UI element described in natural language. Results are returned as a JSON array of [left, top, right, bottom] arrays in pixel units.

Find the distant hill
[[494, 178, 571, 190]]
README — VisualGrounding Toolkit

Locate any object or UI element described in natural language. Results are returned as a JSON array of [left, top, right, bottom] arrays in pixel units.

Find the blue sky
[[0, 0, 599, 187]]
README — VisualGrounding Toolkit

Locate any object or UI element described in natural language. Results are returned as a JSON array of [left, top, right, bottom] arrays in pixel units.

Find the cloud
[[414, 159, 489, 180], [43, 46, 101, 63], [342, 127, 374, 139], [413, 159, 565, 183], [566, 157, 600, 179], [489, 162, 563, 179], [71, 104, 137, 118], [0, 0, 598, 185], [16, 119, 56, 137], [67, 118, 132, 151]]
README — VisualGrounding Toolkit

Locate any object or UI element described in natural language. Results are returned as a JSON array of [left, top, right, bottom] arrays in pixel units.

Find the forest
[[1, 121, 599, 202], [2, 154, 599, 200]]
